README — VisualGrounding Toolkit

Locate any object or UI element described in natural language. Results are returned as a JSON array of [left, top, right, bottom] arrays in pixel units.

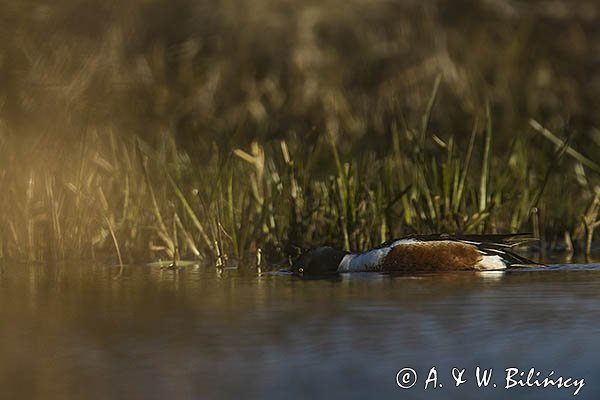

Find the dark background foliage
[[0, 0, 599, 263]]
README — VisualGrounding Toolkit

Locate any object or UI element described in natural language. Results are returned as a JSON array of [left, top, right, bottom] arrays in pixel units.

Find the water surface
[[1, 262, 599, 399]]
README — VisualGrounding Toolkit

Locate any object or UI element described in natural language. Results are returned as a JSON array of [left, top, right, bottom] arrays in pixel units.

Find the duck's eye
[[298, 267, 304, 274]]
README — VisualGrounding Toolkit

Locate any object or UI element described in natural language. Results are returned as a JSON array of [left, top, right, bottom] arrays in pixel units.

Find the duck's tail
[[453, 234, 541, 269]]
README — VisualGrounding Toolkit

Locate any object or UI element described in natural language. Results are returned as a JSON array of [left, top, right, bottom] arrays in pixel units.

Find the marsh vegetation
[[1, 0, 599, 266]]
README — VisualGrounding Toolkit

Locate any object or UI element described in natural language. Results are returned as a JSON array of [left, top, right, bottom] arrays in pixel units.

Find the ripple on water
[[0, 261, 599, 399]]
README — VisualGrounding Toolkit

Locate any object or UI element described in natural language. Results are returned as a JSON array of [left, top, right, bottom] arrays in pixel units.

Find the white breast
[[337, 238, 418, 272]]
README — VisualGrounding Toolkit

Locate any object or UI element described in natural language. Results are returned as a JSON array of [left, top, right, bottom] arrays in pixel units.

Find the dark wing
[[401, 233, 534, 245]]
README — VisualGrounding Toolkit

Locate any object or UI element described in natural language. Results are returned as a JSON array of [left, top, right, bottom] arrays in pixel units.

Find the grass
[[0, 91, 599, 267], [1, 1, 600, 266]]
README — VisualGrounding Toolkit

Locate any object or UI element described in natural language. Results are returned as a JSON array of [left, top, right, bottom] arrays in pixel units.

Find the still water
[[1, 262, 599, 399]]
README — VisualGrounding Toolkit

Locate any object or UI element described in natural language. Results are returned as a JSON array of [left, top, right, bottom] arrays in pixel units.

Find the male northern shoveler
[[292, 234, 537, 276]]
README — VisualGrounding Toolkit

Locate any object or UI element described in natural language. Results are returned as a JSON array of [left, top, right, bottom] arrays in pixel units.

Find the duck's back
[[339, 234, 536, 272], [381, 240, 484, 271]]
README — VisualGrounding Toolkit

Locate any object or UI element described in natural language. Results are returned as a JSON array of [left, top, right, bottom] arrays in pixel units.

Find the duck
[[291, 233, 538, 276]]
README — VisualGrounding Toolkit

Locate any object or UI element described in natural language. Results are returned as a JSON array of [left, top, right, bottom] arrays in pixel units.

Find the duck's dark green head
[[292, 246, 347, 276]]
